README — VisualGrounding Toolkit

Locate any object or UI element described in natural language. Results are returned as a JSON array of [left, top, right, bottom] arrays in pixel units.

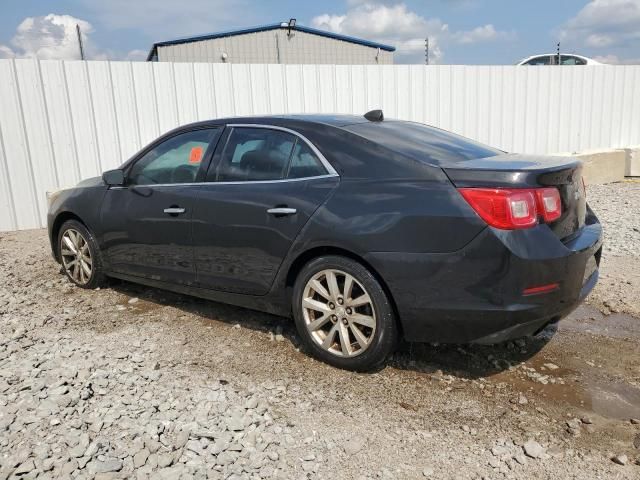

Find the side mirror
[[102, 169, 124, 186]]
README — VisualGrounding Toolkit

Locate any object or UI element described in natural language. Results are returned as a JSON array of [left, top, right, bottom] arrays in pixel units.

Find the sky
[[0, 0, 638, 64]]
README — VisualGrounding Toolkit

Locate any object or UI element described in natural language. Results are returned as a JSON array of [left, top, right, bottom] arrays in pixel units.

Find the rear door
[[100, 127, 221, 284], [192, 125, 339, 295]]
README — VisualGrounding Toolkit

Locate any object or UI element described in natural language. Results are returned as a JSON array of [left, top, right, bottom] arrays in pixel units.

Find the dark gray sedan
[[47, 112, 602, 371]]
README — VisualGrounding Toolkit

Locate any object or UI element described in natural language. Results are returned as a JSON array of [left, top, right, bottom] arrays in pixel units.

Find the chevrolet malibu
[[47, 111, 602, 371]]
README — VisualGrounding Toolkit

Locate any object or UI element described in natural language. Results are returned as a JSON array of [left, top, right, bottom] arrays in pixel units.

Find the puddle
[[562, 304, 640, 339], [586, 380, 640, 419]]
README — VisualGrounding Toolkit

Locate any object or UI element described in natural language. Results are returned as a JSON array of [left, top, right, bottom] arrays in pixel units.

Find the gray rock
[[93, 458, 123, 473], [14, 459, 35, 475], [175, 429, 190, 449], [523, 439, 545, 459], [158, 453, 174, 468], [612, 454, 628, 465], [215, 451, 236, 466], [61, 459, 78, 476], [344, 437, 366, 456], [514, 454, 527, 465], [133, 448, 150, 468]]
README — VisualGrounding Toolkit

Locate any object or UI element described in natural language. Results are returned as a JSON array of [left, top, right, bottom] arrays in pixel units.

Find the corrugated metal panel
[[0, 59, 639, 231]]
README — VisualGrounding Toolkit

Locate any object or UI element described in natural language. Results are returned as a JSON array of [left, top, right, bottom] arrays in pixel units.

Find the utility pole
[[425, 37, 429, 65], [76, 24, 85, 60]]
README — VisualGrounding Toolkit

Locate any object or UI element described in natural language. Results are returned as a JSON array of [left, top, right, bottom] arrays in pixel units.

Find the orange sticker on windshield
[[189, 146, 204, 164]]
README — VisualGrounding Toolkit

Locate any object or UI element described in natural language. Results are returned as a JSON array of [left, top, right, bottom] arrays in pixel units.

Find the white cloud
[[0, 45, 14, 59], [311, 1, 511, 63], [0, 14, 148, 61], [452, 24, 511, 44], [125, 49, 148, 61], [592, 53, 640, 64], [560, 0, 640, 48], [0, 14, 96, 60]]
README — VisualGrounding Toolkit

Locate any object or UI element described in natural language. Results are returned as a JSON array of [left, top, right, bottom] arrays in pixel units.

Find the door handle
[[163, 207, 186, 215], [267, 207, 297, 217]]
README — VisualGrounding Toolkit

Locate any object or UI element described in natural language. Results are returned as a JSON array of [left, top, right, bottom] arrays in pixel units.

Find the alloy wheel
[[302, 269, 377, 357], [60, 229, 92, 285]]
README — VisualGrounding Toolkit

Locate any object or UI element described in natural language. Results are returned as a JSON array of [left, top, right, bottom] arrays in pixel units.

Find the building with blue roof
[[147, 20, 395, 64]]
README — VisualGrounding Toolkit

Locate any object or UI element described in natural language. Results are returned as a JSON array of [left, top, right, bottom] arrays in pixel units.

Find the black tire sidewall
[[57, 220, 105, 289], [292, 255, 397, 372]]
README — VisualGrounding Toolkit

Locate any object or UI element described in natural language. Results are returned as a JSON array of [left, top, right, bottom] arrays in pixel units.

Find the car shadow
[[107, 278, 555, 381]]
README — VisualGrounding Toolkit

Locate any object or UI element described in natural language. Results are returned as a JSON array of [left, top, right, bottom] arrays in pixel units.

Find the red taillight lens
[[458, 188, 537, 229], [458, 187, 562, 230], [535, 187, 561, 223]]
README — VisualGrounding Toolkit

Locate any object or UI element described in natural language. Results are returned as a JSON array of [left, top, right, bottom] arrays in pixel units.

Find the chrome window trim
[[107, 173, 338, 189], [108, 123, 340, 189], [226, 123, 339, 176]]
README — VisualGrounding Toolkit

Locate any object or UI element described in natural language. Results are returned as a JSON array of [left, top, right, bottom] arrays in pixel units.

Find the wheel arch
[[284, 246, 403, 336], [50, 211, 89, 262]]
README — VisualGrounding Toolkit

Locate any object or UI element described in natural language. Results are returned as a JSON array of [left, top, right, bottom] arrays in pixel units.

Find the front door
[[100, 127, 220, 285], [192, 125, 339, 295]]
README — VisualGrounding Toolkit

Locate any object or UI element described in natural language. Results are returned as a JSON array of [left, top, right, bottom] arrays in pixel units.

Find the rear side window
[[212, 127, 327, 181], [128, 129, 217, 185], [345, 121, 502, 166], [287, 141, 327, 179]]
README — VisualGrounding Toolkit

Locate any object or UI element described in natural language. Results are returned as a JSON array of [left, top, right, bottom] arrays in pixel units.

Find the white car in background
[[517, 54, 602, 65]]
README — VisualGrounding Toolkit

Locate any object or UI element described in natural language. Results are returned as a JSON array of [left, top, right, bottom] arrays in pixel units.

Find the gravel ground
[[1, 181, 639, 480]]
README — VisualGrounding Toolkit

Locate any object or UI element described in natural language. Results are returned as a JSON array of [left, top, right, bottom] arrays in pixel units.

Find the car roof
[[183, 114, 372, 129], [517, 53, 595, 63]]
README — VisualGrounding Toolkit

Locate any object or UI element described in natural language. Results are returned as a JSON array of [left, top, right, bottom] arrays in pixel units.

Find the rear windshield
[[345, 121, 502, 166]]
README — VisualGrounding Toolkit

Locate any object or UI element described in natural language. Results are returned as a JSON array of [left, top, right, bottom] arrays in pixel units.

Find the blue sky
[[0, 0, 638, 64]]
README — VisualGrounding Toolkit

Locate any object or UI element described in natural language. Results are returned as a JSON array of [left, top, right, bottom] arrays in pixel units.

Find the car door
[[191, 124, 339, 295], [100, 127, 221, 285]]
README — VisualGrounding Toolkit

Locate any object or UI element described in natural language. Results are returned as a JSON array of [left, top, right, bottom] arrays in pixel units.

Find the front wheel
[[57, 220, 106, 289], [292, 255, 398, 371]]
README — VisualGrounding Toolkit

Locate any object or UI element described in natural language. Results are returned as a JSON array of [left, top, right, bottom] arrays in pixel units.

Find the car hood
[[76, 176, 104, 188]]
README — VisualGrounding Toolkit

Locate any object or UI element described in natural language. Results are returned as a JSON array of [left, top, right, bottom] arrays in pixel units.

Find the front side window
[[213, 127, 327, 182], [128, 129, 217, 186]]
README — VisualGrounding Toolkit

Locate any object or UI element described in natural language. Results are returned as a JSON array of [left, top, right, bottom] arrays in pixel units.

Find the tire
[[57, 219, 106, 289], [292, 255, 398, 371]]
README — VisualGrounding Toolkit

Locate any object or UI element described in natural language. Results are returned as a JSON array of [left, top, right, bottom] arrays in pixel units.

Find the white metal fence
[[1, 59, 639, 232]]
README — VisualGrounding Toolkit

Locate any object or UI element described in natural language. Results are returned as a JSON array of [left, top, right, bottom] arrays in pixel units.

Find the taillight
[[535, 188, 561, 223], [458, 187, 562, 230]]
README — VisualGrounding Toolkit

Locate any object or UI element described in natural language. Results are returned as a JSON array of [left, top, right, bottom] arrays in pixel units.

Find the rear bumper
[[365, 212, 603, 344]]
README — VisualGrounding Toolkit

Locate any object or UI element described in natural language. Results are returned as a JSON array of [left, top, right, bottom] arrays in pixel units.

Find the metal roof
[[146, 23, 396, 61]]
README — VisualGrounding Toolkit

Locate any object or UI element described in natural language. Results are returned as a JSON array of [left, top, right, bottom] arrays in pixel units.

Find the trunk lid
[[444, 153, 586, 240]]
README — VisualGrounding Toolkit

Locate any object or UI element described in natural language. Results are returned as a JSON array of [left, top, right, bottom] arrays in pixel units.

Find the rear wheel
[[57, 220, 106, 289], [292, 255, 397, 371]]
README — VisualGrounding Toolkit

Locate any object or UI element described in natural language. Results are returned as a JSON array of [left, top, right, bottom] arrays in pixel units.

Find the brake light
[[535, 188, 561, 223], [458, 187, 562, 230]]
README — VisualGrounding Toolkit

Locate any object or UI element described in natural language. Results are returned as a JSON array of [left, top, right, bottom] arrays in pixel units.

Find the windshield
[[345, 121, 502, 166]]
